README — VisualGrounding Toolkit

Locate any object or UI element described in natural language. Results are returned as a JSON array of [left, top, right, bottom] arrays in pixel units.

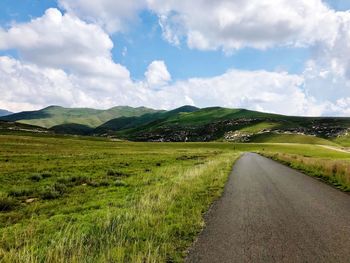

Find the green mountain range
[[2, 105, 350, 145], [1, 105, 160, 128]]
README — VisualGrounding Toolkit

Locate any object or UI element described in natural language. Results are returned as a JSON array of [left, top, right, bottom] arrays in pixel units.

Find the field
[[0, 135, 240, 262], [0, 134, 350, 262], [249, 133, 339, 145]]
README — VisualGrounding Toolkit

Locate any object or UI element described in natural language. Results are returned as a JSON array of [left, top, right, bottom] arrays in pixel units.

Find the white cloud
[[58, 0, 146, 33], [299, 11, 350, 116], [148, 0, 339, 51], [0, 55, 149, 112], [57, 0, 339, 50], [145, 60, 171, 87], [0, 56, 77, 111], [0, 54, 316, 116], [0, 8, 129, 79], [160, 70, 319, 116], [1, 3, 350, 116]]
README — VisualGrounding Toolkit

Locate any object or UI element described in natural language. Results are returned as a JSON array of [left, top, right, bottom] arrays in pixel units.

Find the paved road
[[186, 153, 350, 263]]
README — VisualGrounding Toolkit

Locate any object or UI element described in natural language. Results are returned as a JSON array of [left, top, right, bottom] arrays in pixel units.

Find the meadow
[[0, 134, 349, 262]]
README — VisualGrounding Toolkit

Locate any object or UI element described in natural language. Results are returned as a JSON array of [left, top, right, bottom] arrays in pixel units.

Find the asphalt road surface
[[186, 153, 350, 263]]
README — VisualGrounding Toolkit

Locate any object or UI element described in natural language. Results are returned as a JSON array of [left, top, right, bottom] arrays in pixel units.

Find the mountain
[[95, 105, 199, 135], [3, 105, 350, 145], [0, 109, 13, 117], [95, 107, 350, 143], [1, 105, 161, 128]]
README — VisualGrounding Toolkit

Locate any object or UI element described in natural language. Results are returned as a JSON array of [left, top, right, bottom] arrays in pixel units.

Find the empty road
[[186, 153, 350, 263]]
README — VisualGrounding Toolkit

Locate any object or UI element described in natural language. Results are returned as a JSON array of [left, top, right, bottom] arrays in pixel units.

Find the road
[[186, 153, 350, 263]]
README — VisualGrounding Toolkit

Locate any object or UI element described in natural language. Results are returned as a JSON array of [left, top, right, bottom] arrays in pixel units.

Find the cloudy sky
[[1, 0, 350, 116]]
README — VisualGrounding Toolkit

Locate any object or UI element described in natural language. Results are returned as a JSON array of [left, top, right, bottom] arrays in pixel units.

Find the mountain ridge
[[1, 105, 160, 128], [2, 105, 350, 144]]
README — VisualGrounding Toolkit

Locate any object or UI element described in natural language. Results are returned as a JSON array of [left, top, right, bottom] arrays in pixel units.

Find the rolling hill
[[2, 105, 350, 145], [94, 105, 199, 135], [0, 109, 13, 117], [95, 107, 350, 143], [1, 105, 161, 128], [0, 120, 49, 134]]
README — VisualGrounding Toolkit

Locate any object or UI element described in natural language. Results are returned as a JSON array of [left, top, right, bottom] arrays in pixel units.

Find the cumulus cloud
[[164, 70, 319, 116], [58, 0, 146, 33], [58, 0, 339, 50], [0, 56, 78, 110], [298, 11, 350, 116], [0, 8, 129, 79], [0, 55, 146, 111], [1, 3, 350, 116], [145, 60, 171, 87], [1, 53, 317, 117]]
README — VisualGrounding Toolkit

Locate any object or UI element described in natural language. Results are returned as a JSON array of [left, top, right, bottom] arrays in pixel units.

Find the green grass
[[332, 134, 350, 147], [249, 133, 337, 145], [1, 134, 349, 262], [153, 108, 282, 127], [4, 106, 350, 145], [2, 106, 159, 128], [238, 122, 281, 133], [0, 135, 240, 262]]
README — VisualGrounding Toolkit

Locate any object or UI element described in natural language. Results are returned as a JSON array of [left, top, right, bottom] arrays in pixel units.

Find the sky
[[1, 1, 350, 116]]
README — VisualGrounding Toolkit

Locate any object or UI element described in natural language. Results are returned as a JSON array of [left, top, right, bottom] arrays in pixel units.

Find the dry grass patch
[[262, 152, 350, 191]]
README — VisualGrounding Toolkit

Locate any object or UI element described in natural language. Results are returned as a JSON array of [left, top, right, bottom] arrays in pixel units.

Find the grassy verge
[[2, 134, 350, 262], [0, 135, 238, 262], [260, 152, 350, 192]]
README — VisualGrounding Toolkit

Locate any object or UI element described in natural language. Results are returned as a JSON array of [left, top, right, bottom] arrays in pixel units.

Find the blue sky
[[0, 0, 341, 80], [0, 0, 350, 116], [111, 11, 310, 81]]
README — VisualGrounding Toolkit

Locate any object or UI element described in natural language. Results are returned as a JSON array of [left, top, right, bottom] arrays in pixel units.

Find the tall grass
[[0, 153, 238, 262], [262, 152, 350, 192]]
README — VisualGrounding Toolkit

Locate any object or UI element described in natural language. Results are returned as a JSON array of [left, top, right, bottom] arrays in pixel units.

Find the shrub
[[87, 181, 99, 187], [41, 183, 67, 200], [0, 195, 18, 212], [70, 176, 89, 185], [41, 189, 60, 200], [98, 180, 110, 187], [8, 188, 34, 198], [41, 172, 52, 179], [107, 170, 127, 177], [57, 176, 89, 186], [53, 183, 67, 195], [29, 174, 42, 182]]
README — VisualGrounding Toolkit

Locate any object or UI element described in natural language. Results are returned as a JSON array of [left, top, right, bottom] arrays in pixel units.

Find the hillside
[[0, 109, 13, 117], [0, 120, 49, 134], [1, 106, 161, 128], [95, 105, 199, 135], [3, 105, 350, 144], [97, 107, 350, 143]]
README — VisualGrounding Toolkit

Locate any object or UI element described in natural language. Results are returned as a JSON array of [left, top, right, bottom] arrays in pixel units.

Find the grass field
[[0, 135, 349, 262], [249, 133, 338, 145], [333, 134, 350, 147], [0, 135, 241, 262]]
